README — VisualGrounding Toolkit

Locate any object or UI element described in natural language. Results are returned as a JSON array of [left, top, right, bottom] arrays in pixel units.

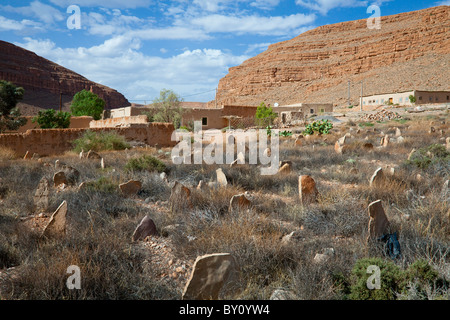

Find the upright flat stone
[[119, 180, 142, 197], [369, 167, 385, 187], [132, 215, 159, 241], [42, 200, 68, 238], [229, 194, 252, 214], [298, 175, 319, 205], [86, 150, 102, 160], [367, 200, 390, 240], [395, 128, 402, 137], [216, 168, 228, 187], [182, 253, 238, 300], [53, 171, 68, 187], [33, 177, 50, 213], [169, 181, 193, 212], [278, 162, 292, 175]]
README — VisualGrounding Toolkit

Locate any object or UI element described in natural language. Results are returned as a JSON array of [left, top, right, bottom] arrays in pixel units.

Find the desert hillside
[[216, 5, 450, 107], [0, 40, 130, 115]]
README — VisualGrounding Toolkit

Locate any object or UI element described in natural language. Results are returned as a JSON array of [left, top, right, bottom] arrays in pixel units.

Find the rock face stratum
[[0, 40, 129, 115], [215, 6, 450, 107]]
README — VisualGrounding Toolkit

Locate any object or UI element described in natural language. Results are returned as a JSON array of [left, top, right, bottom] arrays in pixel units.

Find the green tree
[[409, 95, 416, 103], [70, 89, 105, 120], [32, 109, 71, 129], [255, 102, 277, 127], [144, 89, 184, 129], [0, 80, 27, 133]]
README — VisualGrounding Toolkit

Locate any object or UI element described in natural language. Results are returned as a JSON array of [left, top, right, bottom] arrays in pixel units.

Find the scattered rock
[[119, 180, 142, 197], [86, 150, 102, 160], [132, 215, 159, 241], [281, 230, 304, 245], [42, 200, 68, 238], [182, 253, 239, 300], [441, 180, 449, 199], [396, 136, 405, 144], [169, 181, 193, 212], [313, 248, 335, 264], [298, 175, 319, 205], [229, 193, 252, 214], [369, 167, 385, 187], [53, 171, 68, 187], [407, 148, 416, 161], [395, 128, 402, 137], [23, 151, 31, 160], [380, 134, 390, 147], [367, 200, 390, 241], [33, 177, 50, 213], [216, 168, 228, 187], [278, 162, 292, 174]]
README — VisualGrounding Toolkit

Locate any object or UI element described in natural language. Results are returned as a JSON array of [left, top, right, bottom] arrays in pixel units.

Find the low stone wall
[[0, 122, 176, 157]]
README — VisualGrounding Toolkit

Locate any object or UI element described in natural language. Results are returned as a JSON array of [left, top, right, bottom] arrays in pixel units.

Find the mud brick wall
[[0, 122, 175, 157]]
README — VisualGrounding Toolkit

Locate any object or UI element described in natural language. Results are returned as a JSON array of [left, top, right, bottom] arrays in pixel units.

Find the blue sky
[[0, 0, 447, 103]]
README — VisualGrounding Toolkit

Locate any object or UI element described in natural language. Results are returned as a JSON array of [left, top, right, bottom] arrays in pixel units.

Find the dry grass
[[0, 113, 449, 300]]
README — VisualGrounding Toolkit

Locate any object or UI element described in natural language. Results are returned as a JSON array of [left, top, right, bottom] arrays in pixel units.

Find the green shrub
[[280, 130, 293, 137], [125, 155, 166, 173], [72, 130, 130, 152], [32, 109, 71, 129], [70, 89, 105, 120], [358, 122, 374, 128], [303, 119, 333, 135], [407, 144, 450, 170], [349, 257, 405, 300], [255, 102, 277, 127], [79, 177, 118, 193]]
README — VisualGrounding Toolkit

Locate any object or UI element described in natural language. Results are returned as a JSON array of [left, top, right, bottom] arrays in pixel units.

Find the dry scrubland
[[0, 112, 449, 300]]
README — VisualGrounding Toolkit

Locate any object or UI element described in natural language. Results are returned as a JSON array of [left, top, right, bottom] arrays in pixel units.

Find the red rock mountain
[[215, 5, 450, 107], [0, 40, 129, 115]]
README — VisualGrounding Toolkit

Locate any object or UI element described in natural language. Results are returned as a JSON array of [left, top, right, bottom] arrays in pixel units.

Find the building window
[[399, 97, 403, 103], [310, 109, 314, 114], [320, 109, 324, 113], [429, 96, 432, 101], [202, 117, 208, 126], [447, 96, 449, 100]]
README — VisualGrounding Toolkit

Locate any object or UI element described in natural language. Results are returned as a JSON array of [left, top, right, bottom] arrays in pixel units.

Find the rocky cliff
[[216, 6, 450, 107], [0, 40, 130, 115]]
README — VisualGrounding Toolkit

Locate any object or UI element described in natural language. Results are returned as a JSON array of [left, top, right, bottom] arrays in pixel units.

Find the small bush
[[407, 144, 450, 175], [125, 155, 167, 173], [349, 257, 405, 300], [79, 177, 118, 193], [32, 109, 71, 129], [303, 120, 333, 135], [358, 122, 374, 128], [72, 130, 130, 152]]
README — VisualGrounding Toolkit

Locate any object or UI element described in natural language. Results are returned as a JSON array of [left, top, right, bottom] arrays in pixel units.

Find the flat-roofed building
[[362, 90, 450, 106]]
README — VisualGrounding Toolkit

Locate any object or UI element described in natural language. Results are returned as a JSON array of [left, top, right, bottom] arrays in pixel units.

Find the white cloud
[[435, 0, 450, 5], [0, 1, 64, 25], [15, 37, 249, 102], [190, 13, 316, 35], [250, 0, 281, 10], [0, 15, 44, 32], [0, 16, 26, 31], [295, 0, 368, 15]]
